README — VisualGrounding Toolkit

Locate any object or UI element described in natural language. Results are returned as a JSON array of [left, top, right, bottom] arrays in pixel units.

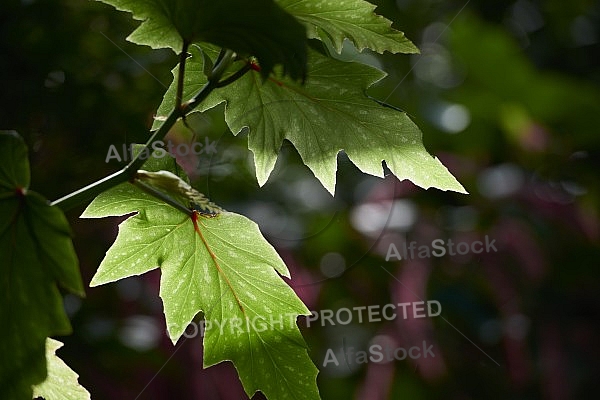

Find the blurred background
[[2, 0, 600, 399]]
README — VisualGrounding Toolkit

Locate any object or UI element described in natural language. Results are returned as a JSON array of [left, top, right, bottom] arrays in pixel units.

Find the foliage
[[0, 0, 471, 399], [0, 131, 84, 399], [154, 45, 466, 194], [32, 339, 90, 400], [94, 0, 308, 79], [276, 0, 418, 54], [2, 0, 600, 398], [81, 151, 320, 399]]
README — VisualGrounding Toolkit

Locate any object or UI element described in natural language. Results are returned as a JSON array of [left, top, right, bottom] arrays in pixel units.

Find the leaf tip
[[88, 277, 103, 288]]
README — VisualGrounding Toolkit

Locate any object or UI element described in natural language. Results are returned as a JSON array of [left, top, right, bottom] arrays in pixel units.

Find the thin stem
[[213, 48, 227, 69], [216, 62, 252, 88], [176, 41, 190, 111], [51, 48, 239, 212], [132, 178, 192, 217], [50, 109, 180, 211], [208, 50, 235, 83], [182, 49, 235, 115]]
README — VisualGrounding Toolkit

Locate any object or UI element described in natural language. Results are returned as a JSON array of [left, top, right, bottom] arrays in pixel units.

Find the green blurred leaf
[[448, 14, 600, 147], [32, 339, 90, 400], [0, 130, 29, 191], [0, 131, 84, 399], [155, 47, 465, 194], [95, 0, 307, 79], [276, 0, 418, 54], [81, 152, 320, 400]]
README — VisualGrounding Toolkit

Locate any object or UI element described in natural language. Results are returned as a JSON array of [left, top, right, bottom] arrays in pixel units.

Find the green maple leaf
[[95, 0, 307, 79], [0, 131, 84, 398], [81, 152, 320, 400], [276, 0, 418, 54], [32, 339, 90, 400], [154, 47, 466, 195]]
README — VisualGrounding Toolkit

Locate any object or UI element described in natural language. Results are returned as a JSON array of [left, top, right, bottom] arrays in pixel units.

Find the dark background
[[2, 0, 600, 399]]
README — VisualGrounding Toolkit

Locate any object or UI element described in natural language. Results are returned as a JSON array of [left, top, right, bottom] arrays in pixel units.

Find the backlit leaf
[[95, 0, 307, 79], [276, 0, 418, 54], [81, 152, 320, 400], [32, 339, 90, 400], [154, 48, 466, 195]]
